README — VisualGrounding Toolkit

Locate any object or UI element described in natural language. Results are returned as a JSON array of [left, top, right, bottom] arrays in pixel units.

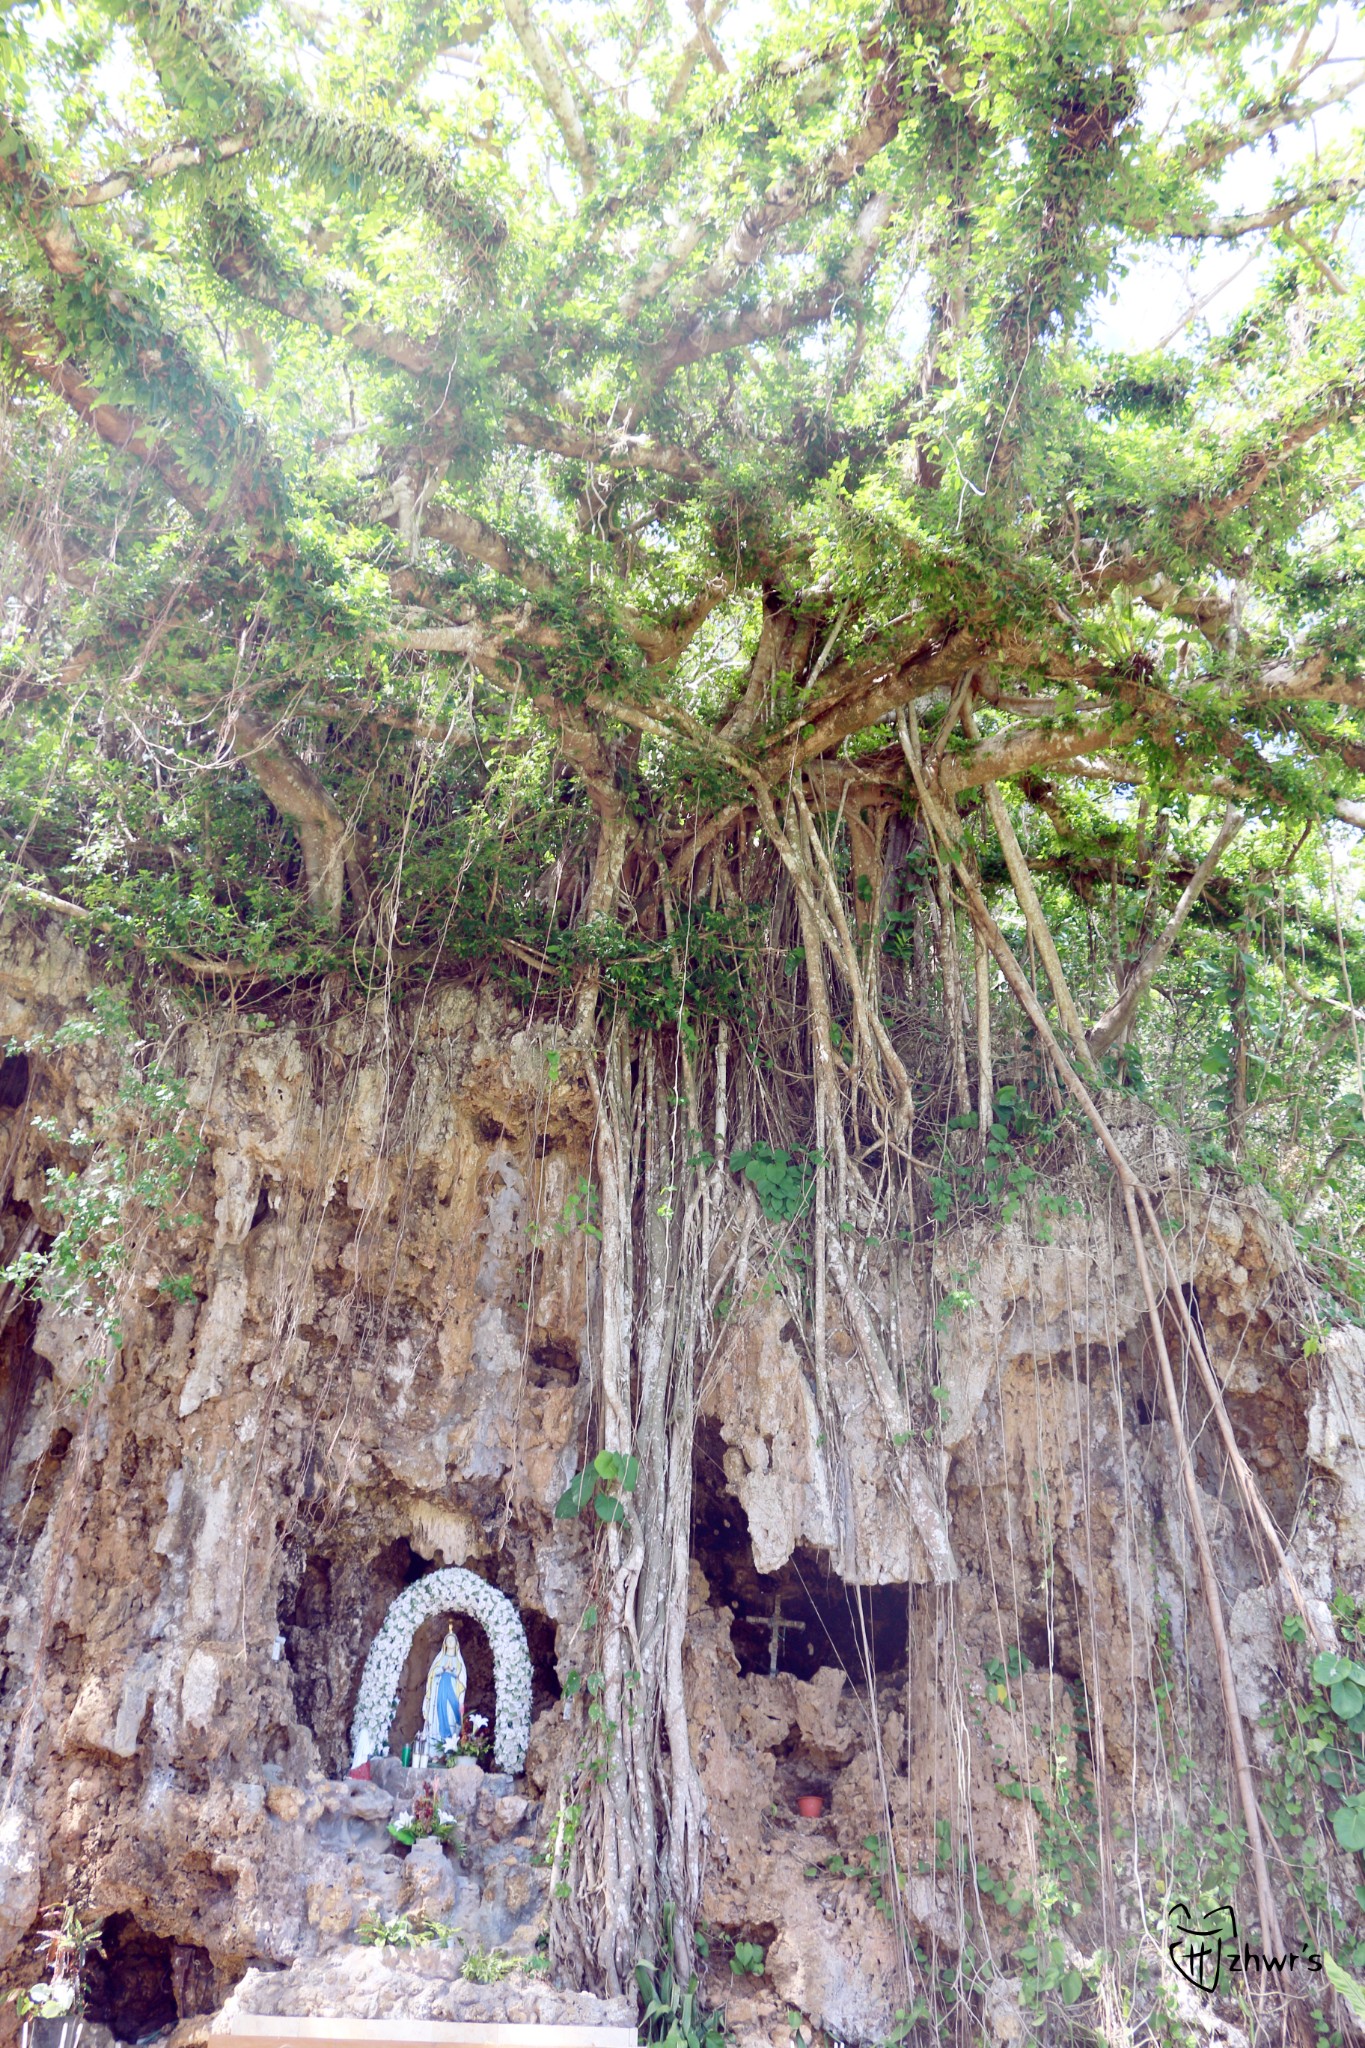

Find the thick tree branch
[[226, 710, 367, 930], [1173, 68, 1365, 177], [63, 128, 260, 206], [1168, 171, 1365, 240], [645, 47, 900, 358], [0, 303, 211, 517], [641, 189, 893, 389], [411, 504, 557, 593], [138, 0, 504, 254], [0, 139, 290, 536], [940, 712, 1140, 794], [1089, 803, 1245, 1057], [502, 0, 597, 192]]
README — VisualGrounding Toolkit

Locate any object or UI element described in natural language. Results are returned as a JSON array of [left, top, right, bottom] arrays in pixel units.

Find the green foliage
[[729, 1145, 822, 1224], [6, 1908, 104, 2022], [634, 1958, 728, 2048], [0, 992, 202, 1399], [459, 1946, 550, 1982], [1324, 1952, 1365, 2024], [554, 1448, 641, 1526], [1305, 1650, 1365, 1852], [356, 1913, 450, 1949], [805, 1836, 898, 1923], [728, 1943, 764, 1979]]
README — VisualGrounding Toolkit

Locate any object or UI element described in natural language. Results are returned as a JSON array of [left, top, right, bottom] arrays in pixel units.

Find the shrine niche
[[349, 1566, 533, 1775]]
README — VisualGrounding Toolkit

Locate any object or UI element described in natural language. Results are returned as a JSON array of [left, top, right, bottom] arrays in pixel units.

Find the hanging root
[[899, 716, 1300, 1955]]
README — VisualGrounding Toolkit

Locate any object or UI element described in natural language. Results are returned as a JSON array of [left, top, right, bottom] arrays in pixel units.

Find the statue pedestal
[[370, 1759, 513, 1812]]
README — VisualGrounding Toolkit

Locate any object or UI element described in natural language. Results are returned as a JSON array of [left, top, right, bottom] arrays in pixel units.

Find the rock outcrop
[[0, 920, 1359, 2044]]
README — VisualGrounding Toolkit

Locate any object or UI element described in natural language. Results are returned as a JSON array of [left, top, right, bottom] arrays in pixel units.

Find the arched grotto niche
[[350, 1565, 535, 1773], [278, 1528, 561, 1776]]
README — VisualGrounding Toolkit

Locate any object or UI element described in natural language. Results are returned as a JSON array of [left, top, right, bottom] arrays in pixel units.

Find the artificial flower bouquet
[[388, 1778, 461, 1846], [443, 1712, 491, 1761]]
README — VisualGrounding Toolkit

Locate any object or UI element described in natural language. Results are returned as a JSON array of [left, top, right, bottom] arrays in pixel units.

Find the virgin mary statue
[[419, 1626, 468, 1756]]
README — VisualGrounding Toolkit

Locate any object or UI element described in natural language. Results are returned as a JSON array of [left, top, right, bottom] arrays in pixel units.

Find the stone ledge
[[212, 1953, 633, 2037], [212, 2022, 634, 2048]]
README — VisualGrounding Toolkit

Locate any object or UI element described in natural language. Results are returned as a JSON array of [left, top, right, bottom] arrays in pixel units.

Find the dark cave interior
[[691, 1417, 911, 1685], [83, 1916, 178, 2040]]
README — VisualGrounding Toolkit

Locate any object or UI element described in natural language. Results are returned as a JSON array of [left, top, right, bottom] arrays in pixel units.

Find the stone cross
[[740, 1592, 806, 1676]]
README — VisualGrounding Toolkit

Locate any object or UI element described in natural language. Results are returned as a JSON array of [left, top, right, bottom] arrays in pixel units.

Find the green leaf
[[1332, 1679, 1365, 1720], [1325, 1953, 1365, 2022], [1333, 1798, 1365, 1852], [554, 1469, 596, 1518], [593, 1448, 626, 1484], [619, 1453, 640, 1494], [1059, 1970, 1083, 2005], [1313, 1652, 1354, 1687], [593, 1492, 626, 1524]]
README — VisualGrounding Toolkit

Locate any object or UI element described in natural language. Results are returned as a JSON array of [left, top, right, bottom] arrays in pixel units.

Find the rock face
[[0, 921, 1360, 2045]]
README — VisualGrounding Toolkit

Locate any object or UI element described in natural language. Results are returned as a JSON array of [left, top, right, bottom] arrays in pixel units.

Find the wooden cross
[[739, 1593, 806, 1676]]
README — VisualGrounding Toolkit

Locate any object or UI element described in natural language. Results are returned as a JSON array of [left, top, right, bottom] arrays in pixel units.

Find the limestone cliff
[[1, 921, 1360, 2046]]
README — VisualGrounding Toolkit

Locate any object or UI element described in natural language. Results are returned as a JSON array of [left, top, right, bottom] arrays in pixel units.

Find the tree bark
[[228, 710, 364, 932]]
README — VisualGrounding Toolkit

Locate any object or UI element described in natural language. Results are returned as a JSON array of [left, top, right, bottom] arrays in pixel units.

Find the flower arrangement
[[388, 1779, 461, 1848], [350, 1566, 533, 1775], [443, 1711, 490, 1761]]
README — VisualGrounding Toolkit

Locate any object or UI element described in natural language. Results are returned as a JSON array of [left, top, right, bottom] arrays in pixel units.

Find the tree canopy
[[5, 0, 1365, 1240], [3, 0, 1365, 1190]]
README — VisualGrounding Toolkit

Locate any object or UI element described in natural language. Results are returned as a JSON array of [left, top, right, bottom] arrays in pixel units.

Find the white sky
[[1089, 9, 1365, 354]]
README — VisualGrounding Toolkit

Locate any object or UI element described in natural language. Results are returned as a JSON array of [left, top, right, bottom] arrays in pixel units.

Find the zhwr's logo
[[1167, 1903, 1323, 1994], [1168, 1903, 1238, 1992]]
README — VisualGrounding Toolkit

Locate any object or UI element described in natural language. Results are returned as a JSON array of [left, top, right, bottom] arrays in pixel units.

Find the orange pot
[[796, 1794, 824, 1818]]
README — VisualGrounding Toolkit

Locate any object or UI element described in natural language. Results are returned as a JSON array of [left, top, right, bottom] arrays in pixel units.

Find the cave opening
[[278, 1533, 419, 1775], [0, 1292, 43, 1495], [526, 1337, 579, 1389], [691, 1417, 910, 1686], [83, 1915, 177, 2041], [0, 1050, 29, 1110]]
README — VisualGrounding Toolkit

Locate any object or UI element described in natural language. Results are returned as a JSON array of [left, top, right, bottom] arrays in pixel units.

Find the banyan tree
[[3, 0, 1365, 2033]]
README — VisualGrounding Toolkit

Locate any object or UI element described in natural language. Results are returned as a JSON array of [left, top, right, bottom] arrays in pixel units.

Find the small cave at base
[[83, 1915, 177, 2041], [691, 1417, 911, 1685]]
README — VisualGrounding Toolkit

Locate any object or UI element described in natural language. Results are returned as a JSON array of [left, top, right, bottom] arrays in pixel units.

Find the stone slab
[[212, 2021, 635, 2048]]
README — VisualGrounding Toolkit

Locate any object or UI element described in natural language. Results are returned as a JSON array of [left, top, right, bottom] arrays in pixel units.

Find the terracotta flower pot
[[796, 1794, 824, 1818]]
